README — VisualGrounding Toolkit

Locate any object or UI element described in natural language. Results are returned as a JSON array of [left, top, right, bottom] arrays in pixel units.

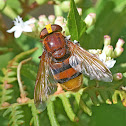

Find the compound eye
[[51, 24, 62, 33], [40, 28, 48, 39], [40, 24, 62, 39]]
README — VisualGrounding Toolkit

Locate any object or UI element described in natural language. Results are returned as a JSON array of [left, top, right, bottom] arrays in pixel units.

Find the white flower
[[73, 40, 78, 44], [65, 35, 71, 40], [7, 16, 35, 38], [99, 52, 116, 69]]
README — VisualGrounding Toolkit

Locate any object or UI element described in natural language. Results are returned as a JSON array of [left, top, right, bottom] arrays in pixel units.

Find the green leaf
[[28, 102, 40, 126], [59, 94, 78, 122], [67, 0, 86, 41], [6, 77, 17, 83], [3, 107, 12, 117], [80, 99, 92, 116], [47, 101, 60, 126], [87, 89, 100, 106], [21, 63, 38, 81]]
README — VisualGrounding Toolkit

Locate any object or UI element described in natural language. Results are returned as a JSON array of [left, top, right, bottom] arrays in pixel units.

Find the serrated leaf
[[67, 0, 86, 41], [74, 92, 81, 105], [7, 71, 16, 77], [112, 90, 124, 104], [5, 89, 13, 95], [87, 89, 100, 106], [16, 114, 24, 119], [6, 77, 17, 83], [59, 95, 78, 122], [17, 120, 24, 124], [15, 110, 23, 115], [28, 102, 40, 126], [0, 76, 3, 82], [98, 89, 109, 102], [47, 101, 60, 126], [5, 96, 12, 101], [80, 99, 92, 116], [3, 107, 12, 117], [30, 117, 34, 125]]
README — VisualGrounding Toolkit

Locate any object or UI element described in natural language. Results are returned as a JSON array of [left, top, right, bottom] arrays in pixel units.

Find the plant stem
[[2, 5, 17, 19], [20, 1, 39, 18], [17, 57, 32, 98]]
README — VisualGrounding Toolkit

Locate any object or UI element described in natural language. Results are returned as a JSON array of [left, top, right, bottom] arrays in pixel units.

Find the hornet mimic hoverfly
[[34, 24, 113, 111]]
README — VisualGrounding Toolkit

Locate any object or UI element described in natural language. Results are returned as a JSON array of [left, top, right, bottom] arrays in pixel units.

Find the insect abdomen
[[51, 57, 81, 84]]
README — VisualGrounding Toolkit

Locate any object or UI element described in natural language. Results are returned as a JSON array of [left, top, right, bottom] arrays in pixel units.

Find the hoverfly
[[34, 24, 113, 111]]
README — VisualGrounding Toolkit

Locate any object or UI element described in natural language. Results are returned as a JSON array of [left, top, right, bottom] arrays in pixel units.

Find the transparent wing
[[68, 41, 113, 82], [34, 51, 57, 111]]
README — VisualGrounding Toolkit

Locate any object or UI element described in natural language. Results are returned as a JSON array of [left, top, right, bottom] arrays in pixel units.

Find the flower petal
[[17, 16, 23, 25], [14, 29, 22, 38], [24, 19, 36, 25], [7, 26, 18, 33], [105, 59, 116, 69], [99, 52, 106, 62], [23, 25, 32, 32]]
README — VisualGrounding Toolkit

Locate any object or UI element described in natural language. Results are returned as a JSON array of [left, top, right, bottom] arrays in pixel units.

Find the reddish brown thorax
[[40, 24, 66, 59]]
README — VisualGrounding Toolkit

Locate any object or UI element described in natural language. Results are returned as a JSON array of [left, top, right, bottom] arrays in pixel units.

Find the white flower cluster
[[99, 52, 116, 69]]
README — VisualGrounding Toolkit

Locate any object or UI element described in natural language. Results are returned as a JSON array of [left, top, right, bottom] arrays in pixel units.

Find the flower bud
[[48, 15, 55, 24], [103, 45, 113, 57], [29, 17, 36, 23], [62, 23, 69, 35], [113, 73, 123, 81], [38, 21, 44, 32], [54, 16, 64, 26], [38, 15, 48, 24], [104, 35, 111, 46], [84, 13, 96, 28], [113, 47, 123, 57], [77, 8, 82, 15], [61, 1, 70, 12], [116, 38, 125, 48]]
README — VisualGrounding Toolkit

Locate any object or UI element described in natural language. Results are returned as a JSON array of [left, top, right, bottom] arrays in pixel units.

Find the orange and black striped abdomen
[[50, 57, 81, 84]]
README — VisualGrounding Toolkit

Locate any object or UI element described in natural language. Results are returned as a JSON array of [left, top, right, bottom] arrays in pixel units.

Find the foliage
[[0, 0, 126, 126]]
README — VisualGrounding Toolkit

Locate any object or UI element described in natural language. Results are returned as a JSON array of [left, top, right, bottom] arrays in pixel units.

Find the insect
[[34, 24, 113, 111]]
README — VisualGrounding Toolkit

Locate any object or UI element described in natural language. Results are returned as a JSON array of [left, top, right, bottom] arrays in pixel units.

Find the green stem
[[2, 5, 17, 19], [17, 57, 32, 98]]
